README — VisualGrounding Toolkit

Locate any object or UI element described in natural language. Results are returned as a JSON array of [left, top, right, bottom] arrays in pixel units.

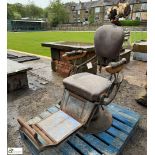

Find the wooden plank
[[107, 108, 136, 127], [37, 110, 82, 144], [78, 133, 118, 155], [112, 119, 132, 134], [108, 103, 140, 120], [59, 142, 81, 155], [40, 148, 63, 155], [68, 135, 101, 155], [96, 132, 123, 150], [106, 127, 128, 142]]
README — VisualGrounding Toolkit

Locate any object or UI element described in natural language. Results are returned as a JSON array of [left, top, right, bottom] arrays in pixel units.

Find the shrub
[[120, 20, 141, 26]]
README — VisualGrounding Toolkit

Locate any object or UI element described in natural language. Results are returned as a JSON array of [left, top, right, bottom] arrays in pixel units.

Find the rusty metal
[[80, 106, 112, 133]]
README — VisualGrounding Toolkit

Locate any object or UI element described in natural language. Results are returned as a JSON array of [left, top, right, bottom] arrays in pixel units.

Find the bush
[[120, 20, 141, 26]]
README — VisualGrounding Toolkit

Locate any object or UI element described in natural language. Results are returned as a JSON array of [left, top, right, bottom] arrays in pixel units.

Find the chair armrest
[[105, 58, 126, 74]]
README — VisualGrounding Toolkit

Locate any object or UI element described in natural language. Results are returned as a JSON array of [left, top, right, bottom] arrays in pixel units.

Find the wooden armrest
[[105, 58, 126, 74]]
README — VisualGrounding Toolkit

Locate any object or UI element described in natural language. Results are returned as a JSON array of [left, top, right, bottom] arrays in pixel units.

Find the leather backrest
[[94, 25, 124, 61]]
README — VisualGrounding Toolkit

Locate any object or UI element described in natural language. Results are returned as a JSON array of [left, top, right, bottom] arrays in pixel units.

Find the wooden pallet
[[20, 103, 140, 155]]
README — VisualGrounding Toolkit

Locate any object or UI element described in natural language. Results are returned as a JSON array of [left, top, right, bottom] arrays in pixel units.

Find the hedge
[[120, 20, 141, 26]]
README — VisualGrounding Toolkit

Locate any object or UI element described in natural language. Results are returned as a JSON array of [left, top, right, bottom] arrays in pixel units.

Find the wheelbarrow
[[17, 25, 128, 151]]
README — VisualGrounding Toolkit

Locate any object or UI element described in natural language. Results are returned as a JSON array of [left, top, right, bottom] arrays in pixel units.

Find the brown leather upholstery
[[63, 72, 112, 102], [94, 25, 124, 60]]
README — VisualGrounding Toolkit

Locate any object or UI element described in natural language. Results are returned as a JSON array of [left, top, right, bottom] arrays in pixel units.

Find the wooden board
[[20, 103, 140, 155], [36, 110, 82, 144]]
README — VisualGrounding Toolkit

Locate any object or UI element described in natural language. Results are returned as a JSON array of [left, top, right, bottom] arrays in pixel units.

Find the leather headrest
[[94, 25, 124, 60]]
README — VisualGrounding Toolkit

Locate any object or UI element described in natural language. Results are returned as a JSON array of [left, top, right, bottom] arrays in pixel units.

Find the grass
[[7, 31, 147, 57]]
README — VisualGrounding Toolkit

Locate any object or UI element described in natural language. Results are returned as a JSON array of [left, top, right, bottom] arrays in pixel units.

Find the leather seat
[[63, 72, 112, 102]]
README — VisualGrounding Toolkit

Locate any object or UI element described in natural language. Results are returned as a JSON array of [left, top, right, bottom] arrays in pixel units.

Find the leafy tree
[[13, 12, 22, 19], [7, 4, 15, 19], [25, 2, 44, 19], [47, 0, 69, 26], [88, 9, 95, 24], [7, 2, 43, 20]]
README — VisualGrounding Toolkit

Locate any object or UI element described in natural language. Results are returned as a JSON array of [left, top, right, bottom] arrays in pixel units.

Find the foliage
[[7, 2, 43, 20], [25, 2, 44, 19], [13, 12, 22, 19], [46, 0, 69, 26], [119, 20, 141, 26], [88, 10, 95, 24]]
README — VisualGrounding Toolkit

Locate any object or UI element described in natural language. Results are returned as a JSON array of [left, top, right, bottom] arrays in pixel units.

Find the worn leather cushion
[[63, 72, 112, 102]]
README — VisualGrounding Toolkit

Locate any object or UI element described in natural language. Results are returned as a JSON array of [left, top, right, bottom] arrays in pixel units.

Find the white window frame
[[95, 7, 100, 13], [78, 10, 80, 15], [141, 3, 147, 10]]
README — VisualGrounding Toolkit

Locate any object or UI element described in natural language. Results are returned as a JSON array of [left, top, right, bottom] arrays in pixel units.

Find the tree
[[47, 0, 69, 26], [13, 12, 22, 19], [7, 3, 26, 19], [7, 2, 43, 20], [7, 4, 14, 19], [88, 9, 95, 24], [26, 2, 44, 19]]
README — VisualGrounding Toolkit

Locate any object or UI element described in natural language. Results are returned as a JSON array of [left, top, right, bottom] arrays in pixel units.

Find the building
[[65, 0, 147, 25], [7, 19, 47, 31]]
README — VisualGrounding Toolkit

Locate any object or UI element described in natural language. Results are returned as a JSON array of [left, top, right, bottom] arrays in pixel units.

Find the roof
[[74, 0, 104, 10], [103, 0, 147, 6], [70, 0, 147, 10]]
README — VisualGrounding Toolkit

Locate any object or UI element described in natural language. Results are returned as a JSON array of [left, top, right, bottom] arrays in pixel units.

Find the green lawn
[[7, 31, 147, 57]]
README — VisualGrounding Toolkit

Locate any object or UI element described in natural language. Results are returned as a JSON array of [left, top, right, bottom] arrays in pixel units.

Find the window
[[141, 12, 147, 20], [71, 6, 75, 11], [85, 18, 88, 21], [141, 3, 147, 11], [85, 10, 89, 13], [95, 7, 100, 13], [78, 10, 80, 15], [135, 12, 141, 20], [130, 5, 133, 10]]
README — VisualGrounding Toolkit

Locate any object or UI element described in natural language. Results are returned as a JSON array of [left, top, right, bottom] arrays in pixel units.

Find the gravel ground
[[7, 51, 147, 155]]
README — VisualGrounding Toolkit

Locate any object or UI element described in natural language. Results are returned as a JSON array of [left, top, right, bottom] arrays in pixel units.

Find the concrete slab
[[7, 59, 32, 76]]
